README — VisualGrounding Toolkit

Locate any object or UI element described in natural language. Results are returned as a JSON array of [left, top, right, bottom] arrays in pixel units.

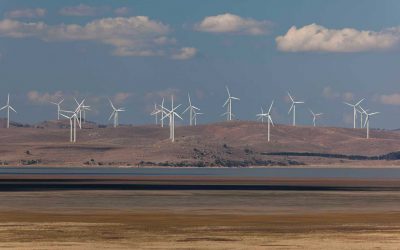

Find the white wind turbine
[[222, 86, 240, 121], [150, 103, 162, 125], [265, 100, 275, 142], [74, 98, 91, 127], [182, 93, 200, 126], [309, 109, 323, 127], [287, 92, 304, 126], [344, 98, 364, 129], [108, 98, 125, 128], [161, 96, 182, 142], [256, 101, 274, 141], [256, 107, 267, 123], [0, 94, 17, 128], [193, 110, 203, 126], [60, 100, 84, 143], [359, 106, 379, 139], [50, 99, 64, 120]]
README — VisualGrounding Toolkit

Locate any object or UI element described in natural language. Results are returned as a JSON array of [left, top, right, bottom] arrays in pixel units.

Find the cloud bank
[[0, 17, 195, 59], [377, 93, 400, 105], [276, 23, 400, 52], [195, 13, 271, 35], [171, 47, 197, 60], [5, 8, 46, 19]]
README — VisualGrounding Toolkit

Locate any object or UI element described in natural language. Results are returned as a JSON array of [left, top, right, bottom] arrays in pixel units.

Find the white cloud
[[377, 93, 400, 105], [322, 86, 340, 100], [342, 92, 354, 102], [171, 47, 197, 60], [0, 17, 195, 58], [144, 88, 180, 101], [59, 4, 108, 16], [195, 13, 271, 35], [114, 7, 129, 16], [27, 91, 63, 104], [276, 23, 400, 52], [5, 8, 46, 19], [112, 92, 133, 105]]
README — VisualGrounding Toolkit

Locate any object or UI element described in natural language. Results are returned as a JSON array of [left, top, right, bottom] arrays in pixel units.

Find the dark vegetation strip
[[262, 151, 400, 161], [0, 183, 399, 192]]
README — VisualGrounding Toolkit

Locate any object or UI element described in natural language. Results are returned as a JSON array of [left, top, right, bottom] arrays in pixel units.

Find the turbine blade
[[226, 86, 231, 97], [175, 112, 183, 120], [0, 105, 6, 111], [268, 100, 274, 113], [60, 113, 71, 119], [223, 98, 229, 107], [9, 106, 16, 113], [364, 116, 369, 127], [288, 104, 294, 114], [269, 116, 274, 126], [287, 92, 294, 102], [109, 111, 115, 121], [343, 102, 354, 107], [108, 98, 116, 110], [231, 97, 240, 100], [355, 98, 365, 106], [182, 106, 190, 114]]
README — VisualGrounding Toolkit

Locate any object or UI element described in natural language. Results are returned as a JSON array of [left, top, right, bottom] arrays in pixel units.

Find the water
[[1, 167, 400, 179]]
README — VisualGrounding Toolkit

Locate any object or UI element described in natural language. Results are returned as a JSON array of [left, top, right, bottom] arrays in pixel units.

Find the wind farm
[[2, 1, 400, 250]]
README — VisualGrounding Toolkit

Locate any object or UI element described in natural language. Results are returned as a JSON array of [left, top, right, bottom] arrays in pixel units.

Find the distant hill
[[1, 121, 400, 167], [0, 118, 30, 128]]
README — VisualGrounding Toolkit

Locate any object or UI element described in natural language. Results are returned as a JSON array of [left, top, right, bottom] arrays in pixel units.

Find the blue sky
[[1, 0, 400, 128]]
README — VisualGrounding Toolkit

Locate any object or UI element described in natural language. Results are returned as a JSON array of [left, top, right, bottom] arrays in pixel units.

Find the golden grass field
[[1, 190, 400, 249]]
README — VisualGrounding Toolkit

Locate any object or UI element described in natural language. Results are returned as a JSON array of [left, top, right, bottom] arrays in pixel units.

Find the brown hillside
[[0, 120, 400, 167]]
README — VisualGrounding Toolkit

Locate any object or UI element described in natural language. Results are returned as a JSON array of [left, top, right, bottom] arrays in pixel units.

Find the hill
[[1, 120, 400, 167]]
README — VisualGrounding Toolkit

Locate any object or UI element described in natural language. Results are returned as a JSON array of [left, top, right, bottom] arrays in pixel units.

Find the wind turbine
[[359, 106, 379, 139], [161, 96, 182, 142], [50, 99, 64, 120], [60, 100, 84, 143], [150, 103, 161, 125], [309, 109, 323, 127], [0, 94, 17, 128], [344, 98, 364, 129], [256, 107, 267, 123], [108, 98, 125, 128], [182, 93, 200, 126], [74, 98, 90, 127], [265, 100, 275, 142], [193, 110, 203, 126], [287, 92, 304, 126], [222, 86, 240, 121]]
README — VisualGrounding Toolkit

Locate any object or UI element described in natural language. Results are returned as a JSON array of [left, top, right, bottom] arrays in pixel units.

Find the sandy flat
[[1, 190, 400, 249]]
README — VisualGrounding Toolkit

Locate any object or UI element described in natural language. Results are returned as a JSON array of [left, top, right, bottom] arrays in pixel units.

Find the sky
[[1, 0, 400, 128]]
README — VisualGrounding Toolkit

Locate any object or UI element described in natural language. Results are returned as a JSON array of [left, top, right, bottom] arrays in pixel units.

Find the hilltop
[[1, 119, 400, 167]]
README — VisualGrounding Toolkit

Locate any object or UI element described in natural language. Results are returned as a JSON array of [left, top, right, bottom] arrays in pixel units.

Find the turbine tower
[[50, 99, 64, 120], [60, 100, 84, 143], [287, 92, 304, 126], [74, 98, 90, 127], [266, 100, 274, 142], [0, 94, 17, 128], [193, 110, 203, 126], [182, 93, 200, 126], [359, 106, 379, 139], [344, 98, 364, 128], [108, 98, 125, 128], [161, 96, 182, 142], [150, 103, 161, 125], [222, 86, 240, 121], [309, 109, 323, 127]]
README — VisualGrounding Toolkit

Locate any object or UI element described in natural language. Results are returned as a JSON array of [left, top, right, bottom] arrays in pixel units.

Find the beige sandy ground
[[1, 190, 400, 249], [0, 212, 400, 249]]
